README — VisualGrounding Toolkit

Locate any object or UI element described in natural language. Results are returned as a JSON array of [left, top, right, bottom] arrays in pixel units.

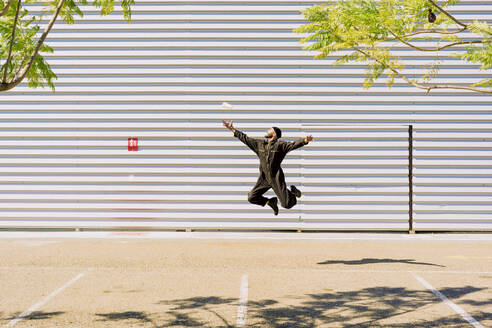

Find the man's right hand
[[222, 120, 235, 132]]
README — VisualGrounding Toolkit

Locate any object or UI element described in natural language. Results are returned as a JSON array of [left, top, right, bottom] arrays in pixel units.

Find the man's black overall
[[234, 129, 308, 209]]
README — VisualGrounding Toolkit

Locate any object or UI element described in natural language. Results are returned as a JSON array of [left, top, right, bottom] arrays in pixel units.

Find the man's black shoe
[[267, 197, 279, 215], [291, 185, 302, 198]]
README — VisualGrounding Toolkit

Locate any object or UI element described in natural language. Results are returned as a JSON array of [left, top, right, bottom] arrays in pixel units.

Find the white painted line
[[4, 269, 91, 327], [236, 274, 249, 327], [413, 274, 484, 328], [1, 231, 492, 242]]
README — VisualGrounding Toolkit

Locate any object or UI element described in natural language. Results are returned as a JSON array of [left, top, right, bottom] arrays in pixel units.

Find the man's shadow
[[317, 258, 445, 267]]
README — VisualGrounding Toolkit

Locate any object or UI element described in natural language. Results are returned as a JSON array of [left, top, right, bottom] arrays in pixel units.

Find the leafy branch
[[1, 0, 20, 84], [427, 0, 466, 28], [384, 25, 483, 52], [294, 0, 492, 94], [0, 0, 14, 16], [0, 0, 134, 92]]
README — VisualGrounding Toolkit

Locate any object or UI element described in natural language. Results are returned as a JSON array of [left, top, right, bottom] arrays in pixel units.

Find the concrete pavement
[[0, 232, 490, 327]]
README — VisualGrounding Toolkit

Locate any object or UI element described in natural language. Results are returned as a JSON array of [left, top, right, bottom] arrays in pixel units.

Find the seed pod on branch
[[428, 8, 436, 23]]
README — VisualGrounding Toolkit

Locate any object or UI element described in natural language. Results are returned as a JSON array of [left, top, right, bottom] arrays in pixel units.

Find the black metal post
[[408, 125, 414, 233]]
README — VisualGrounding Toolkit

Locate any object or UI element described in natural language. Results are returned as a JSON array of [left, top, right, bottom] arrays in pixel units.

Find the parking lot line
[[412, 274, 484, 328], [236, 274, 249, 327], [4, 269, 91, 327]]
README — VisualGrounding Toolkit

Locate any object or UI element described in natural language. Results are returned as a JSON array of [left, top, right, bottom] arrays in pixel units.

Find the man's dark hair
[[272, 126, 282, 139]]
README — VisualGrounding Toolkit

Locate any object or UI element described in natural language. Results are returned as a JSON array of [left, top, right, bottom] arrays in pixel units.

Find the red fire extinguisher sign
[[128, 137, 138, 151]]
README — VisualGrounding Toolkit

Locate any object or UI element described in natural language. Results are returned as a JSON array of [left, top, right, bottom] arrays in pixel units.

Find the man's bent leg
[[248, 176, 271, 207], [274, 182, 298, 209]]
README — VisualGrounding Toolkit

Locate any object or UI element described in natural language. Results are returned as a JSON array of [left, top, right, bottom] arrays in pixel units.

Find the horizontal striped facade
[[1, 0, 492, 231]]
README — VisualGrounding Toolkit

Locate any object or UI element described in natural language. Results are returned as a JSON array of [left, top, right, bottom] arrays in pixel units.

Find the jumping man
[[222, 120, 313, 215]]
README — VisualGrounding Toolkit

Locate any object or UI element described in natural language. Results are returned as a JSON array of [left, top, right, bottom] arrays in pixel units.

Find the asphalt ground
[[0, 232, 491, 327]]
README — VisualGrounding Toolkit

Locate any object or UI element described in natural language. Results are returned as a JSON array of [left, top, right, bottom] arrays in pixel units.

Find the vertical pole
[[299, 123, 304, 231], [408, 125, 414, 234]]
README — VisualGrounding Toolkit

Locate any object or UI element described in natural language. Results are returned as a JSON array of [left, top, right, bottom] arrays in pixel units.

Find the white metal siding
[[1, 0, 491, 231]]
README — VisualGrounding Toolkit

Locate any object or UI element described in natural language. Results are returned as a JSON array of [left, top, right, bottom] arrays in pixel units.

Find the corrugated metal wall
[[1, 0, 491, 231]]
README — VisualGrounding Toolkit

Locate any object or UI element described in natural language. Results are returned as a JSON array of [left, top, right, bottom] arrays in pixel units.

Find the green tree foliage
[[0, 0, 133, 92], [294, 0, 492, 94]]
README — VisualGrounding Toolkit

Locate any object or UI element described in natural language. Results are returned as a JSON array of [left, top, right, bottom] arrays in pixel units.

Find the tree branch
[[386, 26, 483, 52], [12, 52, 28, 79], [0, 0, 65, 91], [433, 40, 484, 51], [383, 27, 467, 42], [2, 0, 21, 84], [353, 46, 492, 94], [0, 0, 13, 16], [427, 0, 468, 28]]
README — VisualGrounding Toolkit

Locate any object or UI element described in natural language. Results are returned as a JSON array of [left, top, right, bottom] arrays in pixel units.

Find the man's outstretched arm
[[222, 120, 259, 153], [281, 134, 313, 153]]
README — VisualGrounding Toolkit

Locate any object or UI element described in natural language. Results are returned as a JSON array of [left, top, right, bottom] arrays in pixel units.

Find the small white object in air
[[222, 102, 233, 109]]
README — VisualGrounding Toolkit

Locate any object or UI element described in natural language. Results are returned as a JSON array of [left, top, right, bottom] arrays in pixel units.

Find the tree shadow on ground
[[92, 285, 487, 327], [159, 296, 237, 310], [2, 311, 64, 321], [96, 311, 152, 322], [459, 298, 492, 306], [253, 286, 483, 327], [159, 296, 237, 327], [160, 285, 485, 327], [317, 258, 445, 267], [95, 310, 165, 328], [95, 297, 237, 328]]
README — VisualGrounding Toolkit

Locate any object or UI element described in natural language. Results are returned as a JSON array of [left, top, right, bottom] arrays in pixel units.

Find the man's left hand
[[304, 135, 313, 143]]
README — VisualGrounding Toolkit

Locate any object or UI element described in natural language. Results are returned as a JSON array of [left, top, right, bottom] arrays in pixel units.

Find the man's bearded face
[[265, 128, 275, 138]]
